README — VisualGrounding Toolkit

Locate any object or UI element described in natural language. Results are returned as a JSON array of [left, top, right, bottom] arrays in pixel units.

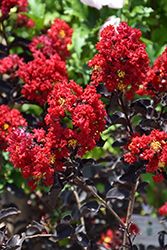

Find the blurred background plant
[[0, 0, 167, 249]]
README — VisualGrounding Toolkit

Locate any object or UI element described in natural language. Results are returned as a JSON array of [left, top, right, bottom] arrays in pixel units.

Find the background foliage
[[1, 0, 167, 249]]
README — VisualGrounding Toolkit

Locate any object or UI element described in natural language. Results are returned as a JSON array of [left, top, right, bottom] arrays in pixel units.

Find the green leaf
[[72, 31, 87, 58], [28, 0, 46, 18], [21, 104, 43, 116], [156, 44, 167, 57], [62, 0, 88, 20], [152, 27, 167, 45]]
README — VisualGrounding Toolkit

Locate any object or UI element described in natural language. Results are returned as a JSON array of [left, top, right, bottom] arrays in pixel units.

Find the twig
[[123, 179, 139, 250], [26, 233, 53, 239], [75, 177, 126, 228], [73, 189, 86, 232], [119, 95, 133, 135]]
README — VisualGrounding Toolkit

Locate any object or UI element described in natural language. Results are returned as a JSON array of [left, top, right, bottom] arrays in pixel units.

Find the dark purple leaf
[[106, 186, 130, 201], [61, 214, 72, 224], [162, 111, 167, 120], [96, 84, 111, 97], [0, 208, 21, 224], [108, 111, 128, 126], [138, 119, 161, 129], [137, 182, 149, 192], [120, 161, 145, 184], [159, 232, 165, 247], [6, 233, 26, 250], [85, 179, 95, 186], [78, 201, 100, 221], [0, 225, 7, 244], [26, 220, 48, 236], [0, 79, 12, 93], [96, 137, 106, 147], [48, 177, 63, 208], [0, 44, 8, 58], [131, 99, 153, 114], [132, 245, 138, 250], [51, 224, 73, 241], [112, 138, 128, 147], [76, 232, 90, 249], [72, 205, 81, 220], [60, 188, 74, 207], [81, 158, 95, 166], [75, 225, 85, 234], [161, 94, 167, 107]]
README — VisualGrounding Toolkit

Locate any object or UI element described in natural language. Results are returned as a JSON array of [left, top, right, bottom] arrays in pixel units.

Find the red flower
[[0, 105, 27, 150], [47, 18, 74, 60], [98, 229, 114, 248], [88, 22, 149, 100], [29, 18, 73, 60], [0, 54, 23, 74], [129, 223, 139, 235], [124, 129, 167, 182], [17, 53, 68, 105], [159, 202, 167, 217], [98, 229, 123, 249], [7, 128, 55, 190], [29, 35, 56, 59], [46, 80, 106, 157], [6, 80, 106, 190], [137, 46, 167, 97], [0, 0, 28, 17]]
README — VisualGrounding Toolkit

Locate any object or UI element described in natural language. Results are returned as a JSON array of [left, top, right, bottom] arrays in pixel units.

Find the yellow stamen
[[104, 237, 111, 243], [68, 139, 77, 147], [118, 80, 126, 90], [94, 65, 102, 71], [52, 81, 60, 86], [41, 138, 45, 143], [128, 142, 133, 150], [157, 77, 161, 82], [117, 71, 125, 78], [50, 155, 56, 164], [150, 140, 161, 152], [158, 161, 165, 168], [58, 29, 66, 38], [58, 97, 66, 107], [3, 123, 9, 130], [34, 174, 42, 179]]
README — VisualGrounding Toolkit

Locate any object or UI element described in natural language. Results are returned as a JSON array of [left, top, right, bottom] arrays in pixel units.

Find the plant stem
[[123, 179, 139, 250], [73, 188, 85, 232], [119, 96, 133, 135], [75, 177, 126, 228]]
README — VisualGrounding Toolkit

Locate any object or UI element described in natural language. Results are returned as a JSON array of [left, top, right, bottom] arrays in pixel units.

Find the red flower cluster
[[6, 80, 106, 190], [45, 79, 107, 157], [98, 229, 122, 249], [7, 128, 55, 191], [29, 18, 73, 60], [29, 35, 56, 59], [0, 104, 27, 150], [159, 202, 167, 217], [124, 130, 167, 182], [0, 0, 28, 17], [137, 47, 167, 97], [17, 53, 68, 105], [0, 54, 23, 75], [88, 22, 149, 100]]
